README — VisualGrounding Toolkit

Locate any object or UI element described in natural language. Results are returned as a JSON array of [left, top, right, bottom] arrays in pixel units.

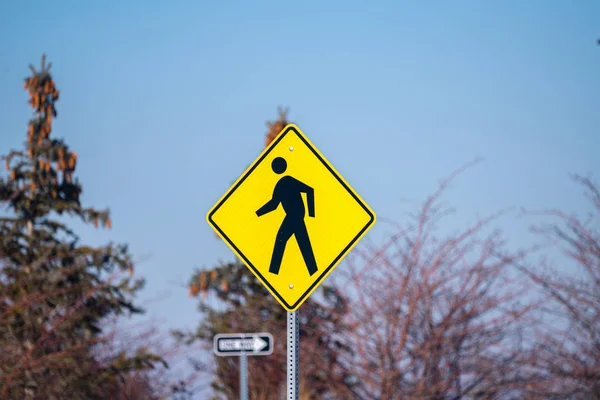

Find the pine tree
[[264, 106, 289, 147], [174, 109, 359, 399], [0, 55, 164, 399]]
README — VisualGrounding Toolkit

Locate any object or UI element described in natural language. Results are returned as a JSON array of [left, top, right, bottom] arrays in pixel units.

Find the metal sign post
[[240, 352, 248, 400], [287, 311, 299, 399]]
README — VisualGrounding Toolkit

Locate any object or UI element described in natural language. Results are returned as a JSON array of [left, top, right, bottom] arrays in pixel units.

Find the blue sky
[[1, 0, 599, 377]]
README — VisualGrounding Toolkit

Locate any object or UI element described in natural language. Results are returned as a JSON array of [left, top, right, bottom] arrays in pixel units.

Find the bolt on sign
[[206, 124, 376, 311]]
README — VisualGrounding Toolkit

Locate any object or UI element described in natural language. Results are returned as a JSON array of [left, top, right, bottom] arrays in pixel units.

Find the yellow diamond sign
[[206, 124, 375, 311]]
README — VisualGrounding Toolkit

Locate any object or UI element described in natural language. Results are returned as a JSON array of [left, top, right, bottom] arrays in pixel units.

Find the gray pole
[[240, 352, 248, 400], [287, 310, 299, 399]]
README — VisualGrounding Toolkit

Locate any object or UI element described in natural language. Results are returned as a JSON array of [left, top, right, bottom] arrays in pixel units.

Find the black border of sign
[[207, 125, 375, 310]]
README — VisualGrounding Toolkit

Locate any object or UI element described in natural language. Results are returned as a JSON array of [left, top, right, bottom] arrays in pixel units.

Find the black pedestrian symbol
[[256, 157, 318, 276]]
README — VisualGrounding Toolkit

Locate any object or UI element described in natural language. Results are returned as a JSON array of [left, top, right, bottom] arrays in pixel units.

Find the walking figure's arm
[[256, 197, 279, 216], [296, 181, 315, 218], [306, 186, 315, 217]]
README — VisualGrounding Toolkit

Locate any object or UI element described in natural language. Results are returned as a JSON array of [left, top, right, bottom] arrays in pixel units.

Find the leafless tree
[[337, 162, 542, 399], [517, 175, 600, 399]]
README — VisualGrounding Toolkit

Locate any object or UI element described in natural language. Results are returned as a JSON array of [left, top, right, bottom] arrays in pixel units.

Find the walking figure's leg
[[294, 222, 318, 276], [269, 218, 293, 275]]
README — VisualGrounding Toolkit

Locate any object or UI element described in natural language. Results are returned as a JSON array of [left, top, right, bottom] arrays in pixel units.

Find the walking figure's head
[[271, 157, 287, 174]]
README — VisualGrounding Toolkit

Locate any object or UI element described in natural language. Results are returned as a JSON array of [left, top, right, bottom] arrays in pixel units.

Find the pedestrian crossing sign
[[206, 124, 376, 311]]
